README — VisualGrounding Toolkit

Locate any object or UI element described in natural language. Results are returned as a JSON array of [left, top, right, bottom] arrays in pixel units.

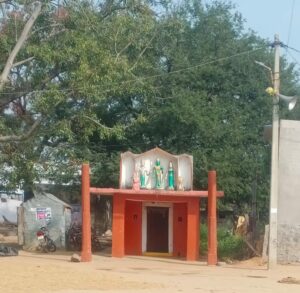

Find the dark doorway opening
[[146, 206, 169, 252]]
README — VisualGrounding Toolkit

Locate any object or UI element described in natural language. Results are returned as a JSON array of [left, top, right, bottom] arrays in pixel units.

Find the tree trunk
[[0, 2, 41, 91]]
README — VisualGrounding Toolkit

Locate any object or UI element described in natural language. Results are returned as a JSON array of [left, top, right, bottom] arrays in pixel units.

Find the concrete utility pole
[[268, 34, 280, 267]]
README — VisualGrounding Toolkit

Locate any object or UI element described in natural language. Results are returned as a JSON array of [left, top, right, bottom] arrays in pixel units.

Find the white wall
[[278, 119, 300, 262], [120, 148, 193, 190], [0, 198, 22, 224]]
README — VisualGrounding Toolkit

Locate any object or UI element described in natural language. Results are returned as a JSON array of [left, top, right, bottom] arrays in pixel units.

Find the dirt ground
[[1, 238, 300, 293]]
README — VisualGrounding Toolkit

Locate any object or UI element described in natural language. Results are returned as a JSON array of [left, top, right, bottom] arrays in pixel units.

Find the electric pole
[[268, 34, 280, 267]]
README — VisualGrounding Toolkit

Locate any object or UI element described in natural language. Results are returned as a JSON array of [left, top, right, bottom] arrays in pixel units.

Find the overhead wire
[[0, 46, 266, 96], [287, 0, 296, 46], [283, 44, 300, 54], [37, 134, 265, 150], [285, 48, 300, 68]]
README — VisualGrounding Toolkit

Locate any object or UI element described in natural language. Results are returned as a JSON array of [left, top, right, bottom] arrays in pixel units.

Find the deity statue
[[177, 176, 184, 191], [138, 160, 147, 189], [153, 158, 164, 189], [146, 161, 153, 189], [167, 162, 175, 190], [132, 165, 140, 191]]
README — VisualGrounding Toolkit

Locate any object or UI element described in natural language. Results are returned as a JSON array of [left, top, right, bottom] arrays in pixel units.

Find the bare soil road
[[0, 248, 300, 293]]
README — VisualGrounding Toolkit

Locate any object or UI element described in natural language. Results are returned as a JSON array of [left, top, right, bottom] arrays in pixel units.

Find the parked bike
[[66, 224, 103, 252], [67, 224, 82, 251], [36, 227, 56, 253]]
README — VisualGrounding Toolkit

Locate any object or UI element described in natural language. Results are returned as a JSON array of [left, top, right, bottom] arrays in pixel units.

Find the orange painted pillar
[[208, 170, 218, 265], [112, 195, 125, 257], [81, 163, 92, 262], [186, 198, 199, 261]]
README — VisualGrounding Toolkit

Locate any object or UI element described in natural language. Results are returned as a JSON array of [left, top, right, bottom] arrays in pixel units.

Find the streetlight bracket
[[255, 61, 274, 85]]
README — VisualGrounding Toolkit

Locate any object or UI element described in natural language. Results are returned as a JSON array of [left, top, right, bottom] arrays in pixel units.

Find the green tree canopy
[[0, 0, 299, 217]]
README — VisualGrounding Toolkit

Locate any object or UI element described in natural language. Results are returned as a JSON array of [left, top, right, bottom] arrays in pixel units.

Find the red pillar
[[208, 170, 217, 265], [186, 198, 199, 261], [81, 163, 92, 262], [112, 195, 125, 257]]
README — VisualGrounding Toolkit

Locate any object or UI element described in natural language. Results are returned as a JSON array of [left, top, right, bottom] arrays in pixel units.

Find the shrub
[[200, 224, 208, 255], [200, 224, 247, 260]]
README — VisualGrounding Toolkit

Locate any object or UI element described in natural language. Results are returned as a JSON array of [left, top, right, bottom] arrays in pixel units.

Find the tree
[[0, 0, 299, 221], [0, 0, 163, 189], [106, 0, 299, 218], [0, 1, 42, 143]]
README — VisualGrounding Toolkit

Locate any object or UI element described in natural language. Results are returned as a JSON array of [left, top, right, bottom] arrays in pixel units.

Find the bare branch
[[0, 68, 60, 109], [0, 2, 42, 91], [0, 84, 30, 109], [82, 115, 113, 130], [129, 33, 156, 71], [115, 40, 133, 63], [12, 57, 34, 68], [46, 28, 67, 40], [0, 0, 13, 3], [0, 117, 42, 142], [32, 23, 62, 35], [114, 26, 120, 56], [100, 1, 128, 21]]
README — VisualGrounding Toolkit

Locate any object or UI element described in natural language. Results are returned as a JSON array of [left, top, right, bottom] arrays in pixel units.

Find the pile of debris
[[100, 229, 112, 246], [0, 216, 18, 236], [0, 245, 18, 256]]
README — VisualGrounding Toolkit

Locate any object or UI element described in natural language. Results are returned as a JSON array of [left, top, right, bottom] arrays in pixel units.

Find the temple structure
[[81, 147, 223, 264]]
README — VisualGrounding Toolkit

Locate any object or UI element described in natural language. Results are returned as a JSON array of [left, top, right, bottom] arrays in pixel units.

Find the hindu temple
[[81, 147, 223, 263]]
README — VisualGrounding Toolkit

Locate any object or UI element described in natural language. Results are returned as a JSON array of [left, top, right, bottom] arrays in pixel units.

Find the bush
[[200, 224, 247, 260], [200, 224, 208, 254]]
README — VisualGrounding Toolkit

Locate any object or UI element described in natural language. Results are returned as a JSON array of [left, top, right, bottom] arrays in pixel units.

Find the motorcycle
[[66, 224, 103, 252], [36, 227, 56, 253], [67, 224, 82, 251]]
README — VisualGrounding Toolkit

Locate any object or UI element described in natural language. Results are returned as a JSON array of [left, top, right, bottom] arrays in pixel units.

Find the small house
[[18, 191, 71, 250]]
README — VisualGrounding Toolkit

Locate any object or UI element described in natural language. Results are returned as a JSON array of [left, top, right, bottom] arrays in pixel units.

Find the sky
[[230, 0, 299, 47], [192, 0, 300, 67], [222, 0, 300, 64]]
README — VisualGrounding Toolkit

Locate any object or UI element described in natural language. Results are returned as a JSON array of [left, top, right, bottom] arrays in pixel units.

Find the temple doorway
[[146, 207, 169, 252], [142, 202, 173, 254]]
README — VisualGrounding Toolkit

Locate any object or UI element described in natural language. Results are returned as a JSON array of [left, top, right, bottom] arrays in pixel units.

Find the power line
[[287, 0, 296, 46], [129, 47, 265, 81], [282, 44, 300, 54], [37, 136, 266, 150], [0, 46, 266, 96], [285, 48, 300, 68]]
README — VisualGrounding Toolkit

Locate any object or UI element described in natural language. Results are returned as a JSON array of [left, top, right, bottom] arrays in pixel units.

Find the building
[[81, 147, 223, 262], [278, 120, 300, 263], [18, 191, 71, 250]]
